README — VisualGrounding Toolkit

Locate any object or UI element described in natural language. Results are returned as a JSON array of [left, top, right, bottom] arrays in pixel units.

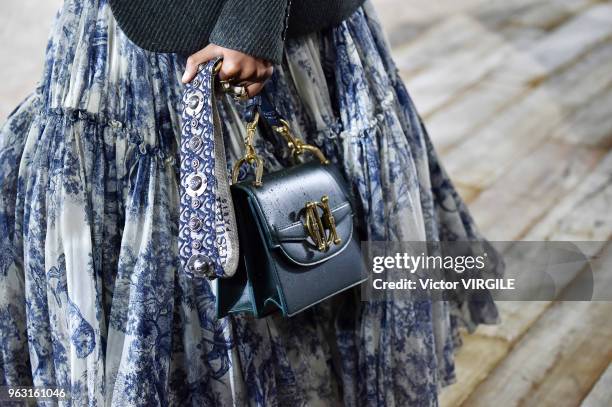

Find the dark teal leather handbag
[[217, 92, 368, 318], [179, 60, 366, 319]]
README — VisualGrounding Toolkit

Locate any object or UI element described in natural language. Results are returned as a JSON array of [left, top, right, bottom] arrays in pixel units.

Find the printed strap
[[179, 59, 240, 279]]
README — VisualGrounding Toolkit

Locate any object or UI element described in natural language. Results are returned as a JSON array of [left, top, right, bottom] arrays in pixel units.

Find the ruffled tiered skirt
[[0, 0, 499, 405]]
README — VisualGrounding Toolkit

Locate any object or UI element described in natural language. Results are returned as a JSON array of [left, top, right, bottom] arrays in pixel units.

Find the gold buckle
[[303, 195, 341, 252]]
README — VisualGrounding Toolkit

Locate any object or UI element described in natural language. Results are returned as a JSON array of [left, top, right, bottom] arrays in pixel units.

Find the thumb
[[182, 45, 222, 83]]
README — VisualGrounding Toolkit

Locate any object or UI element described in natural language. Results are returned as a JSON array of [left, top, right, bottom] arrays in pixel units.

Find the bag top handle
[[223, 80, 329, 187]]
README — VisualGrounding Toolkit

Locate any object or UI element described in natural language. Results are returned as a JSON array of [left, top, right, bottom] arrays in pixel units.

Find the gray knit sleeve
[[209, 0, 290, 64]]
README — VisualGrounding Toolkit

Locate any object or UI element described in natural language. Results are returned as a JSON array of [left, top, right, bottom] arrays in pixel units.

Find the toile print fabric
[[0, 0, 501, 406]]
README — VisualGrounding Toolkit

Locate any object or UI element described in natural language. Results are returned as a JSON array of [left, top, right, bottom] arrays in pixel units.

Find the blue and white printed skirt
[[0, 0, 500, 405]]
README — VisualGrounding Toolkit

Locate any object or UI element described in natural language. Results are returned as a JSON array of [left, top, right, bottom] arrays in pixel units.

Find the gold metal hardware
[[213, 57, 328, 187], [272, 119, 329, 165], [303, 195, 341, 252], [232, 112, 264, 186], [213, 60, 222, 74]]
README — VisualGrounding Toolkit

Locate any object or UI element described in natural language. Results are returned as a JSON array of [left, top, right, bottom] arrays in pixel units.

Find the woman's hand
[[182, 44, 274, 97]]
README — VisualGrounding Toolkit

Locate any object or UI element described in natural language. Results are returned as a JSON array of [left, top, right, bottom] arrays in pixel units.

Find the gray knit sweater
[[109, 0, 366, 64]]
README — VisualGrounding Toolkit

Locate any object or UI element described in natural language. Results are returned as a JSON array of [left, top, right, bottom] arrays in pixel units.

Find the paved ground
[[1, 1, 611, 405]]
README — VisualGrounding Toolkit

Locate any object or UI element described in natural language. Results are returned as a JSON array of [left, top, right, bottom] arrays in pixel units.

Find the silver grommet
[[192, 241, 202, 251], [187, 95, 200, 110], [190, 136, 202, 150], [187, 253, 214, 278], [189, 217, 202, 232], [191, 198, 201, 209], [192, 158, 200, 169], [186, 172, 207, 197], [184, 90, 205, 116], [189, 175, 203, 190]]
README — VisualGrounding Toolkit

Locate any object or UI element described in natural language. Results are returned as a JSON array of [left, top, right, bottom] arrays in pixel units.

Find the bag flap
[[232, 161, 354, 266]]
